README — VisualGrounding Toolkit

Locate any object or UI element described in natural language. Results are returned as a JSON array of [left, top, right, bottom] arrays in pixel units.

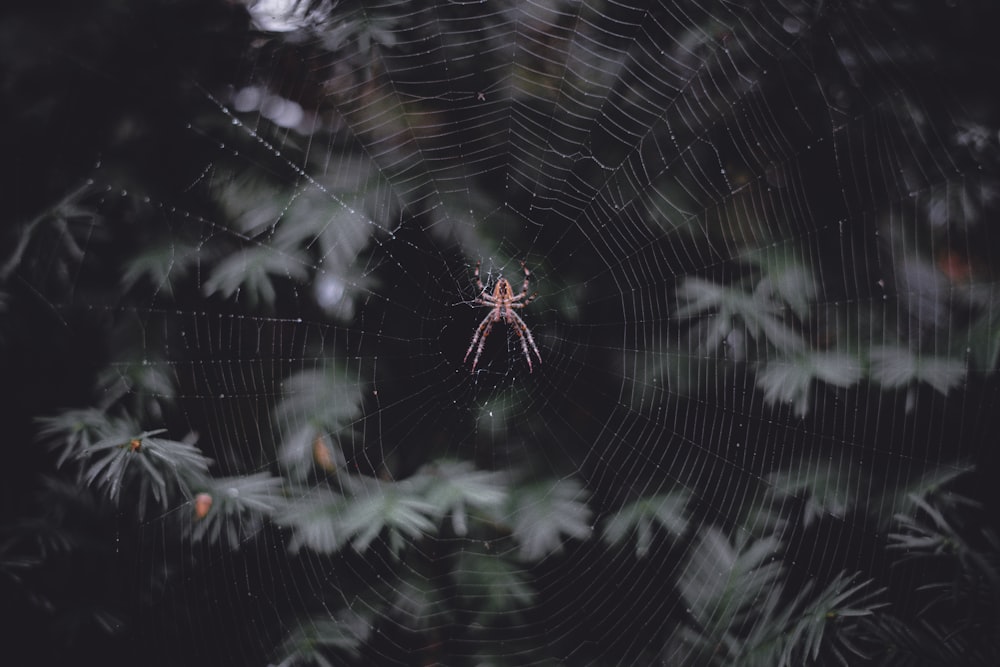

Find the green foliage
[[36, 408, 115, 467], [275, 487, 345, 555], [888, 490, 1000, 624], [868, 346, 967, 396], [417, 460, 507, 537], [669, 250, 875, 416], [37, 410, 211, 518], [506, 478, 593, 561], [188, 472, 284, 548], [767, 455, 858, 529], [601, 491, 689, 556], [0, 182, 102, 288], [120, 238, 202, 299], [740, 248, 819, 322], [966, 298, 1000, 371], [877, 463, 976, 530], [96, 357, 177, 409], [78, 428, 211, 515], [677, 529, 784, 642], [857, 615, 995, 666], [742, 572, 886, 667], [203, 245, 311, 308], [670, 528, 887, 666], [453, 551, 536, 625], [276, 462, 581, 561], [767, 456, 975, 533], [274, 368, 364, 482], [755, 351, 863, 418], [390, 571, 455, 631], [274, 607, 373, 666], [674, 276, 807, 355], [327, 481, 438, 555]]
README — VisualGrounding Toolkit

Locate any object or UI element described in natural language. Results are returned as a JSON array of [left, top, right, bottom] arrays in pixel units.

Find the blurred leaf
[[340, 481, 437, 554], [274, 606, 373, 666], [213, 174, 285, 237], [967, 302, 1000, 372], [876, 461, 974, 529], [77, 428, 211, 516], [755, 360, 811, 418], [674, 277, 728, 320], [602, 492, 689, 556], [416, 460, 508, 536], [203, 245, 310, 308], [888, 494, 961, 556], [675, 528, 886, 666], [316, 11, 402, 55], [36, 408, 118, 467], [265, 160, 385, 319], [0, 532, 43, 590], [507, 478, 592, 562], [278, 425, 346, 482], [757, 351, 862, 417], [678, 528, 783, 637], [275, 369, 364, 428], [390, 572, 453, 631], [273, 163, 381, 257], [810, 350, 865, 386], [768, 455, 861, 528], [453, 550, 536, 625], [95, 358, 176, 422], [0, 182, 102, 285], [894, 255, 951, 332], [857, 615, 983, 666], [871, 483, 1000, 663], [276, 479, 437, 556], [120, 239, 201, 298], [743, 249, 818, 321], [274, 369, 364, 481], [784, 573, 886, 666], [740, 571, 886, 667], [888, 488, 1000, 621], [3, 481, 87, 563], [675, 276, 806, 354], [276, 487, 345, 554], [869, 345, 966, 395], [189, 473, 284, 548]]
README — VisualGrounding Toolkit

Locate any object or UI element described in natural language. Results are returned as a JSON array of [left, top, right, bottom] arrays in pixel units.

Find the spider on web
[[464, 261, 542, 373]]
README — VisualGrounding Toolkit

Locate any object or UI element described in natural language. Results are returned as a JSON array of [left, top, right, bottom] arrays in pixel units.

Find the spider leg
[[509, 261, 538, 305], [465, 311, 498, 372], [473, 261, 484, 293], [519, 262, 531, 299], [507, 311, 542, 372], [509, 292, 537, 307]]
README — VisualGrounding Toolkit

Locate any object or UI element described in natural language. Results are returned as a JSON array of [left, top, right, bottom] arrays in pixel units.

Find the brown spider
[[464, 261, 542, 372]]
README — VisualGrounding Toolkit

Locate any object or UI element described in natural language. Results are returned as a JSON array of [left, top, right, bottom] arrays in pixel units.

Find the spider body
[[464, 261, 542, 372]]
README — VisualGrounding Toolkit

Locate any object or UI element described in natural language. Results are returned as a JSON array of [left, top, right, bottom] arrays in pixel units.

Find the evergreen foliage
[[1, 0, 998, 665]]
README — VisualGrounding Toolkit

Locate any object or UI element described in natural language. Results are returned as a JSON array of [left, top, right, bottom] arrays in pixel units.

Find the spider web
[[5, 0, 1000, 665]]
